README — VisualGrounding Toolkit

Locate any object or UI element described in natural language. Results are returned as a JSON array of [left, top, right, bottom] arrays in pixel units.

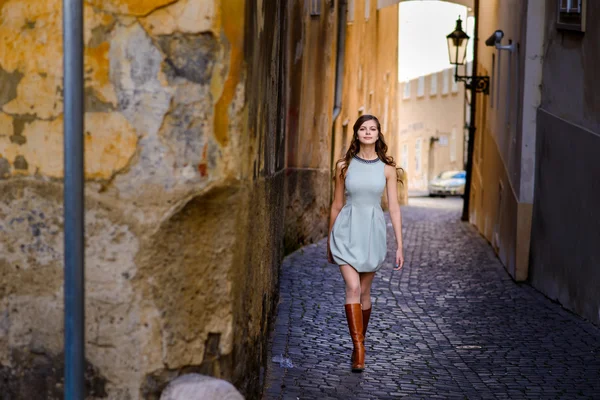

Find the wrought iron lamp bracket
[[454, 73, 490, 95]]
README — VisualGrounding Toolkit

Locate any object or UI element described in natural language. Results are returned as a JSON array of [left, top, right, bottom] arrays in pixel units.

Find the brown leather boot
[[352, 306, 372, 363], [362, 307, 372, 338], [344, 303, 365, 372]]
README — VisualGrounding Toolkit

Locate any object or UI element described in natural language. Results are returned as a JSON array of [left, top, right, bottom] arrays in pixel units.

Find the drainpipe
[[330, 0, 347, 202], [63, 0, 85, 398], [332, 0, 347, 124]]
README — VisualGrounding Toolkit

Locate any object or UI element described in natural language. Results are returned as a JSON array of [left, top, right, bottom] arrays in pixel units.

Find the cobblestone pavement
[[262, 197, 600, 400]]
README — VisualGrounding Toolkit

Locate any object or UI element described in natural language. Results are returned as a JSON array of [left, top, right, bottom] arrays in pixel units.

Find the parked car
[[428, 170, 466, 197]]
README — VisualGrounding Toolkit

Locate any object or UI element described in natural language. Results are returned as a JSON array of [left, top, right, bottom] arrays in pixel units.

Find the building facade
[[332, 0, 405, 206], [472, 0, 599, 325], [397, 67, 467, 193], [529, 0, 600, 326]]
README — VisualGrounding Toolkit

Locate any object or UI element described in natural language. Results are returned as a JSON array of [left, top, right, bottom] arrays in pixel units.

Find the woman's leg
[[359, 272, 376, 310], [359, 272, 376, 337], [339, 265, 365, 371], [339, 265, 361, 304]]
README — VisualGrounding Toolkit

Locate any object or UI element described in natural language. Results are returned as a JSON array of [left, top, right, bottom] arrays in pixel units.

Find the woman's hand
[[393, 248, 404, 270]]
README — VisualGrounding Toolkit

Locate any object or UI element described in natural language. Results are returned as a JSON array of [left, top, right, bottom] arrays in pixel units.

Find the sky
[[398, 0, 474, 82]]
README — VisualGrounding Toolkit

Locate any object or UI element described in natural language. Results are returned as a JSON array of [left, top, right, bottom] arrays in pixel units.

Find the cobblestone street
[[263, 197, 600, 400]]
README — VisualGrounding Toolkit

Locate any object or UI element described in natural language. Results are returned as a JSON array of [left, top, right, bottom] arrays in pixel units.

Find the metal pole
[[63, 0, 85, 398], [461, 0, 479, 222], [330, 0, 347, 202]]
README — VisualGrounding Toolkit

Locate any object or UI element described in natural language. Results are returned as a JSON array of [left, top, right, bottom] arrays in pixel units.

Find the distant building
[[397, 66, 469, 193]]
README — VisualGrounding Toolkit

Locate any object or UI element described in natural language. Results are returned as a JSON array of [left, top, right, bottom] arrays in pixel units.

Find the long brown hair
[[336, 115, 403, 183]]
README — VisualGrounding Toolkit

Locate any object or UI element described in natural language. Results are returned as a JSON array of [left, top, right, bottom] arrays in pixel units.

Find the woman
[[327, 114, 404, 372]]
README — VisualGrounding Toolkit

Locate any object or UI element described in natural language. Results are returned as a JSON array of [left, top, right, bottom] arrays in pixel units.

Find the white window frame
[[557, 0, 586, 32], [383, 95, 389, 133], [415, 138, 422, 174], [417, 76, 425, 97], [450, 127, 457, 162], [430, 73, 438, 96], [348, 0, 355, 22], [401, 144, 408, 171], [559, 0, 581, 12], [309, 0, 322, 16], [403, 81, 411, 99]]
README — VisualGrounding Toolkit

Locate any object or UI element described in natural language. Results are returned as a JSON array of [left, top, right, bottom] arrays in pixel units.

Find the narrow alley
[[263, 198, 600, 400]]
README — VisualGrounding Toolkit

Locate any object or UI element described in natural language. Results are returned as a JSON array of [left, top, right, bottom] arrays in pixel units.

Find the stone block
[[160, 374, 244, 400]]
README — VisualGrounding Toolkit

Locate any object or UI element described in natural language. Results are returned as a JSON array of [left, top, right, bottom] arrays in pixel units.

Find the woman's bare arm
[[329, 161, 346, 234], [385, 165, 404, 269], [327, 161, 346, 262]]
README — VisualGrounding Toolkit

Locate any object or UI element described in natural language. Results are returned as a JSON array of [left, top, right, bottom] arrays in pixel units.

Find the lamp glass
[[446, 17, 470, 65]]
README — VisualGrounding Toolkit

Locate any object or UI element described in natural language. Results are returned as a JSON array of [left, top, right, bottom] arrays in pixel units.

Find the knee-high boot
[[352, 306, 372, 363], [362, 307, 372, 338], [344, 303, 365, 372]]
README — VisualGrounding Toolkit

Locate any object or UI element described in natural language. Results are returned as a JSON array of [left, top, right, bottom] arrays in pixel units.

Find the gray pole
[[63, 0, 85, 398]]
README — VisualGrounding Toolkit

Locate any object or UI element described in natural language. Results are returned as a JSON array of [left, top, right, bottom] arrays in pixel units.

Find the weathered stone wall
[[0, 0, 285, 398]]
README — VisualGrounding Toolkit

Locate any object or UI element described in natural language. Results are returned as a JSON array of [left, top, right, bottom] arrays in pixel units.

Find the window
[[442, 69, 449, 95], [401, 144, 408, 170], [365, 0, 370, 20], [491, 53, 495, 108], [348, 0, 355, 22], [342, 124, 349, 151], [383, 96, 389, 133], [560, 0, 581, 12], [310, 0, 322, 16], [415, 138, 422, 174], [451, 74, 459, 93], [557, 0, 586, 32], [430, 73, 438, 96], [403, 81, 411, 99], [450, 127, 457, 162], [417, 76, 425, 97]]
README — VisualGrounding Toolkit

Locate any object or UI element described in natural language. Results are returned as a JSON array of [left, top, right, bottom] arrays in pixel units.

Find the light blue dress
[[329, 156, 387, 273]]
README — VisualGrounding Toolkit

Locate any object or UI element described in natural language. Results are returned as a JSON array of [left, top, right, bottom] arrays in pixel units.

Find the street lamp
[[445, 13, 489, 222], [446, 16, 490, 95]]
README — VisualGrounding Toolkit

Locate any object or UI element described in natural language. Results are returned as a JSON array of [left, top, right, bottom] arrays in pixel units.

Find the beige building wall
[[397, 67, 466, 192], [471, 0, 544, 283]]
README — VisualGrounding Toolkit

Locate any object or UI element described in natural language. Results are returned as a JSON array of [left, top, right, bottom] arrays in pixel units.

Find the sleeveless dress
[[329, 156, 387, 273]]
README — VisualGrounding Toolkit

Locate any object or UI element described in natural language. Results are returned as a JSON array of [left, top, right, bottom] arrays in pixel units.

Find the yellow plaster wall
[[471, 0, 531, 281], [0, 0, 276, 398], [283, 0, 338, 253], [333, 1, 403, 204]]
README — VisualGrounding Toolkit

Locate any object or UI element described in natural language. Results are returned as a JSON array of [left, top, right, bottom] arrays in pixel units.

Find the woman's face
[[356, 119, 379, 145]]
